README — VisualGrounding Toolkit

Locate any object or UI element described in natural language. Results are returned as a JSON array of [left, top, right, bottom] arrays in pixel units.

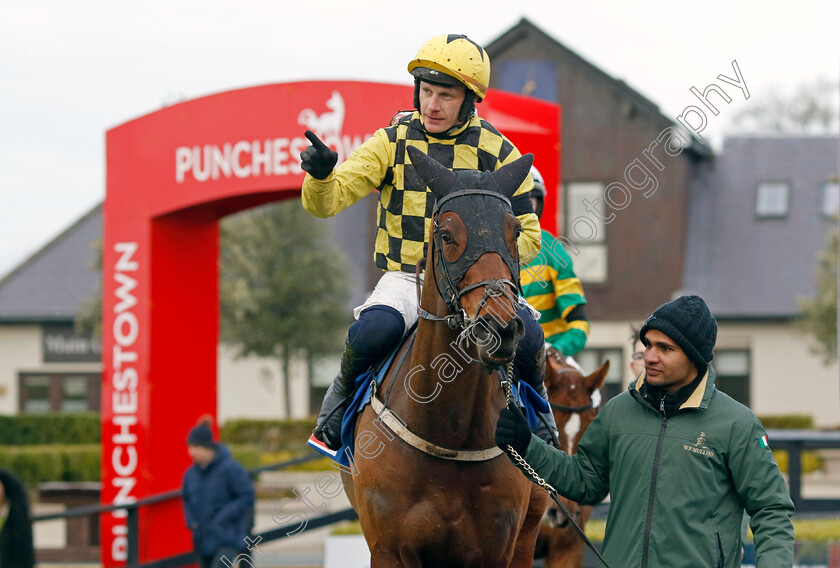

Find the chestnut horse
[[535, 347, 609, 568], [339, 146, 547, 568]]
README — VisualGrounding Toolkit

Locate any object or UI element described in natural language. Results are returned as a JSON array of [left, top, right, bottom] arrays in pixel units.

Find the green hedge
[[0, 445, 100, 488], [755, 414, 825, 474], [220, 418, 316, 453], [0, 444, 261, 490], [0, 413, 100, 445], [756, 414, 814, 430], [228, 444, 262, 471]]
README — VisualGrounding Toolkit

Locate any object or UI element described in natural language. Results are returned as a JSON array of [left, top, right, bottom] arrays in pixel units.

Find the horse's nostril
[[473, 324, 490, 341]]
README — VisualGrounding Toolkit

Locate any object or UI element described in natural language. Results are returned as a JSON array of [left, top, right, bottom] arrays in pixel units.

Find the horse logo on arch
[[298, 90, 345, 140]]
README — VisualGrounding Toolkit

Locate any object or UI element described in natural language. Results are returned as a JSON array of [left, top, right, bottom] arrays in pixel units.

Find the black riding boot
[[313, 344, 375, 451], [522, 347, 561, 448]]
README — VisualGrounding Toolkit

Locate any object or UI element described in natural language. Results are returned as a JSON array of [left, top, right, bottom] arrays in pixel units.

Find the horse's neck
[[390, 270, 502, 447]]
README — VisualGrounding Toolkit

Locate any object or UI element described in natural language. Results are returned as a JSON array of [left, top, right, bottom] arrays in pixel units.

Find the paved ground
[[35, 468, 840, 567]]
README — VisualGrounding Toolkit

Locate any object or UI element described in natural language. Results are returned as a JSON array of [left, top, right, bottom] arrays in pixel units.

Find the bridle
[[550, 399, 596, 414], [371, 186, 524, 461], [547, 358, 597, 414], [417, 188, 521, 337]]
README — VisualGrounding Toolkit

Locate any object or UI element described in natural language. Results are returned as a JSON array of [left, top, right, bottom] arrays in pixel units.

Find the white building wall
[[582, 319, 840, 428], [584, 320, 640, 387], [0, 326, 315, 421], [717, 322, 840, 428], [0, 325, 41, 413], [3, 321, 835, 428], [216, 344, 311, 422], [0, 324, 101, 414]]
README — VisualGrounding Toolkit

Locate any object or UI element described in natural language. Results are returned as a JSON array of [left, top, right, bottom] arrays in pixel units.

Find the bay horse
[[535, 346, 609, 568], [339, 146, 547, 568]]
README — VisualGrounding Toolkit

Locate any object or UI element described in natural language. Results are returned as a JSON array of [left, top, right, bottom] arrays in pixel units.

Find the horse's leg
[[566, 542, 586, 568], [339, 470, 357, 511], [509, 484, 549, 568], [369, 548, 408, 568], [549, 541, 583, 568]]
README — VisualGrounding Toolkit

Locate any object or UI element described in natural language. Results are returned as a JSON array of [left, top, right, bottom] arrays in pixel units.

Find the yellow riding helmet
[[407, 34, 490, 101]]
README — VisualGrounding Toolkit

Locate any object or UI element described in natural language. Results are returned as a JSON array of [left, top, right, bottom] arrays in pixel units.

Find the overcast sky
[[1, 0, 838, 276]]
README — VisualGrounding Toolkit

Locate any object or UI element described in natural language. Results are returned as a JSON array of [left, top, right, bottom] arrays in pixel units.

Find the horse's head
[[406, 145, 533, 367], [545, 347, 609, 455]]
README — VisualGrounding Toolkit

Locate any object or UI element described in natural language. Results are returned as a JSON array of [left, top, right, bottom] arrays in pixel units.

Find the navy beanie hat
[[186, 416, 215, 448], [639, 295, 717, 373]]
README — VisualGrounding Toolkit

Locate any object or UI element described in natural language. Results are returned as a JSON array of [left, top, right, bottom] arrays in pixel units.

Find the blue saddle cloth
[[307, 346, 549, 468]]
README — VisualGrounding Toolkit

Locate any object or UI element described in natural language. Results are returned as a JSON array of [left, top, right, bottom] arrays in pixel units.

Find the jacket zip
[[642, 397, 668, 568], [715, 532, 724, 568]]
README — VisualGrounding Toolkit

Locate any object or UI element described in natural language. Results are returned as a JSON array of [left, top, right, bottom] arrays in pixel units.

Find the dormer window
[[756, 181, 789, 218]]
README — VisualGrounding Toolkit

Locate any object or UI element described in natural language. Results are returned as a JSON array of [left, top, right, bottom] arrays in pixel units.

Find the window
[[495, 60, 557, 102], [21, 376, 51, 413], [565, 182, 607, 283], [574, 347, 624, 405], [822, 182, 839, 218], [19, 373, 100, 413], [756, 181, 789, 218], [714, 350, 750, 406]]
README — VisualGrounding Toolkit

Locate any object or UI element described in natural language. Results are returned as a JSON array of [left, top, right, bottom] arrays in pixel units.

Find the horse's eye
[[515, 227, 522, 238], [440, 232, 453, 245]]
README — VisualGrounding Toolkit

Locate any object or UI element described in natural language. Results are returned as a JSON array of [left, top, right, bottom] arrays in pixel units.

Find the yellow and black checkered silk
[[375, 112, 528, 272]]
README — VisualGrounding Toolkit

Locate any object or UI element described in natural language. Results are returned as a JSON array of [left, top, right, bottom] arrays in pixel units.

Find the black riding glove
[[496, 403, 532, 456], [300, 130, 338, 180]]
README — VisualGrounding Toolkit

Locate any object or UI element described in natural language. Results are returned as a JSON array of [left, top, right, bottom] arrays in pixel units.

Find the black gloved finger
[[300, 130, 337, 180], [495, 404, 531, 456], [304, 130, 332, 153]]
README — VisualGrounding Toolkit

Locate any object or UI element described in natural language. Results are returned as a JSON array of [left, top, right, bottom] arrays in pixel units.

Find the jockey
[[301, 34, 558, 450], [520, 166, 590, 361]]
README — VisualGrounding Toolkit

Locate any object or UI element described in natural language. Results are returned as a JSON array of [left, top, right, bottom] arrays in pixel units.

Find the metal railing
[[766, 428, 840, 514], [32, 451, 359, 568], [30, 429, 840, 565]]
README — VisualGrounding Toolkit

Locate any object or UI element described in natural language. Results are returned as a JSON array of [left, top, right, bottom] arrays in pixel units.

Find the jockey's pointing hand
[[300, 130, 338, 180], [496, 403, 532, 456]]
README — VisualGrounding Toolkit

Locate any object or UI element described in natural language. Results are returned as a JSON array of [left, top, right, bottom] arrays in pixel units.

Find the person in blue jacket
[[182, 417, 255, 568]]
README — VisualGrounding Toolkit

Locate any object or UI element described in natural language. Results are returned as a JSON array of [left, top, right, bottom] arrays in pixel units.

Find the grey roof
[[0, 204, 102, 322], [0, 199, 373, 323], [485, 18, 711, 160], [681, 136, 839, 318]]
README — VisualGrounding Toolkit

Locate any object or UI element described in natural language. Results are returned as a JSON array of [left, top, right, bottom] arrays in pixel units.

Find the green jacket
[[519, 367, 794, 567], [520, 229, 589, 355]]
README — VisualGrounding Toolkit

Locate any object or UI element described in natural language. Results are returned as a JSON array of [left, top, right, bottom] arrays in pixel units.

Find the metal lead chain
[[502, 360, 515, 404], [500, 360, 549, 488], [506, 445, 557, 495], [499, 358, 612, 568]]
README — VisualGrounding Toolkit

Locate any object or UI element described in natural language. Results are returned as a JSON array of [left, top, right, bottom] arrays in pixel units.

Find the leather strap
[[369, 381, 503, 462]]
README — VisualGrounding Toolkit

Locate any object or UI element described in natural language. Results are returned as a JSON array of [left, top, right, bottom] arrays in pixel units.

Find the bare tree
[[796, 224, 839, 364], [729, 77, 839, 134]]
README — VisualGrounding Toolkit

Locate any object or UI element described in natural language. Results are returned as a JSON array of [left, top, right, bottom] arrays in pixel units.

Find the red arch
[[101, 81, 559, 565]]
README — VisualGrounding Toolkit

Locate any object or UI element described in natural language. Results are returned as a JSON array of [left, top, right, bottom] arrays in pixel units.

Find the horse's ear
[[490, 153, 535, 199], [585, 360, 610, 392], [406, 145, 458, 200]]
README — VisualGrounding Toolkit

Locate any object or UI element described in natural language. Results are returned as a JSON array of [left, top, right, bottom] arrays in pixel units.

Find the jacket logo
[[684, 431, 715, 458]]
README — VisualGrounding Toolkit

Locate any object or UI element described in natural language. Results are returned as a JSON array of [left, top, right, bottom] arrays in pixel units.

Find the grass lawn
[[330, 517, 840, 543]]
